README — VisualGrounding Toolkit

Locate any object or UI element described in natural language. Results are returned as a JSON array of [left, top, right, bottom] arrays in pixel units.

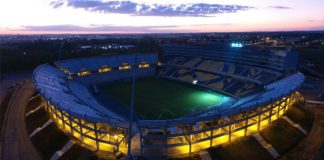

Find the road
[[1, 80, 41, 160]]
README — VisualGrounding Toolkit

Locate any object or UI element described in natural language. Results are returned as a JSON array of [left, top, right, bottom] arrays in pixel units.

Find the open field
[[260, 119, 304, 154], [102, 78, 229, 120], [25, 94, 42, 113], [25, 107, 50, 134], [59, 144, 98, 160], [280, 106, 324, 160], [207, 136, 273, 160], [31, 123, 69, 159], [285, 105, 314, 131], [298, 48, 324, 74]]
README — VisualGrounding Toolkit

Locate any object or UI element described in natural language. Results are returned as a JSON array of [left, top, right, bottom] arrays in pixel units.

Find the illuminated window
[[98, 65, 112, 73], [139, 62, 150, 68], [119, 63, 131, 70], [77, 68, 91, 76], [230, 42, 243, 48]]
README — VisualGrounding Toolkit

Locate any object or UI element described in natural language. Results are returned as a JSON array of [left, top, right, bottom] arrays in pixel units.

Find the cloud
[[22, 24, 181, 33], [21, 23, 237, 33], [268, 6, 291, 9], [49, 0, 253, 17], [50, 1, 64, 8], [308, 20, 324, 23]]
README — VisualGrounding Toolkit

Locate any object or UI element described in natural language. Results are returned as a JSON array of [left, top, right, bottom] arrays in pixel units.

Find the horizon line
[[1, 29, 324, 36]]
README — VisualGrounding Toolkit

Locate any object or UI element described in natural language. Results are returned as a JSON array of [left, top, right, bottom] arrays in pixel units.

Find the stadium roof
[[34, 58, 304, 127], [54, 53, 157, 75], [33, 64, 129, 127]]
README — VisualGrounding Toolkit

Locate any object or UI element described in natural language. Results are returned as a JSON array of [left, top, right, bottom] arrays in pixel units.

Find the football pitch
[[102, 78, 230, 120]]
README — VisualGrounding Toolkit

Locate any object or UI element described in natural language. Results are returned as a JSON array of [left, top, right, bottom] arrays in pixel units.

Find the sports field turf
[[102, 78, 230, 120]]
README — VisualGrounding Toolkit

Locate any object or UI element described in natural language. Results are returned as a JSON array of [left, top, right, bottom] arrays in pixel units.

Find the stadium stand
[[162, 55, 282, 85], [33, 45, 304, 157]]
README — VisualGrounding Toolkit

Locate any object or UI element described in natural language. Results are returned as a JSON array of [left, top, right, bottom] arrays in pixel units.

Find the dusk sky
[[1, 0, 324, 34]]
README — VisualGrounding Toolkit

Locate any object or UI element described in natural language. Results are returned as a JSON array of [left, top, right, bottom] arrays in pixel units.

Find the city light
[[231, 43, 243, 48]]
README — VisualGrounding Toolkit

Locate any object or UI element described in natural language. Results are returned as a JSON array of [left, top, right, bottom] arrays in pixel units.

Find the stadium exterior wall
[[44, 91, 301, 156], [33, 53, 305, 157]]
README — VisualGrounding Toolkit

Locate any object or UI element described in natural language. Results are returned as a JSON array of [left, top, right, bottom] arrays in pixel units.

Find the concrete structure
[[32, 46, 304, 157]]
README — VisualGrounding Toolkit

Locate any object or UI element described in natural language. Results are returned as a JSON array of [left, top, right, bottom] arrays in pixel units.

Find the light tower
[[127, 54, 137, 159]]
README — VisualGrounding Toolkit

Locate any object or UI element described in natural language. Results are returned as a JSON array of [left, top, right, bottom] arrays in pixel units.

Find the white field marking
[[29, 119, 53, 137], [25, 105, 44, 117], [306, 100, 324, 105], [283, 116, 308, 135], [50, 140, 75, 160], [28, 94, 40, 101], [253, 133, 280, 159]]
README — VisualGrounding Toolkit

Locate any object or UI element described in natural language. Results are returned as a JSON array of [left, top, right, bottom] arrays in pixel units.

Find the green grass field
[[102, 78, 229, 120]]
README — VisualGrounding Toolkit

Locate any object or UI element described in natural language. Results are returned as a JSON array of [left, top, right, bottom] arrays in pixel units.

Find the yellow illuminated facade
[[77, 70, 91, 76], [98, 66, 112, 73], [45, 92, 300, 157], [138, 92, 300, 156], [119, 63, 131, 70], [45, 104, 128, 153], [139, 62, 150, 68]]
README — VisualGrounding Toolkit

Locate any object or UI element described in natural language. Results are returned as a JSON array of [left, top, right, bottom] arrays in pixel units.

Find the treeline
[[0, 36, 170, 72]]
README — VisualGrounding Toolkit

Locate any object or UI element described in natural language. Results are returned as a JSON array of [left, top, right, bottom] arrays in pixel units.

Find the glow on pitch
[[190, 91, 231, 108]]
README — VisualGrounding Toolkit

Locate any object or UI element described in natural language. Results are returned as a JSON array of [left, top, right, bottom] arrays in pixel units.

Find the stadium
[[32, 43, 304, 157]]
